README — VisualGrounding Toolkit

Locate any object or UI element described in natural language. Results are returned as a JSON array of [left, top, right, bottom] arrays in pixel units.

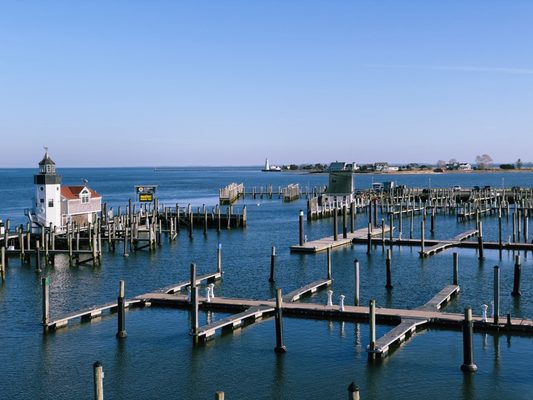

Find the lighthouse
[[30, 149, 62, 233]]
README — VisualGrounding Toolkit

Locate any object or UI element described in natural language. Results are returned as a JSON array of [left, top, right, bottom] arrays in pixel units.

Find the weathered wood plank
[[163, 272, 222, 294], [282, 279, 332, 302]]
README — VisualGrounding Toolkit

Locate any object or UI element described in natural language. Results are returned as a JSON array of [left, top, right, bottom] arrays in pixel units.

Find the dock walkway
[[368, 284, 460, 358], [290, 226, 389, 253], [419, 229, 478, 257], [282, 279, 332, 302], [47, 299, 144, 331], [139, 292, 533, 332], [196, 305, 275, 342], [162, 272, 222, 294]]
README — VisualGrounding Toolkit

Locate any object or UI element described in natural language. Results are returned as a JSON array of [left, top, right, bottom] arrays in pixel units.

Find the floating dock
[[46, 299, 144, 331], [419, 229, 478, 257], [290, 226, 390, 253], [368, 284, 460, 358]]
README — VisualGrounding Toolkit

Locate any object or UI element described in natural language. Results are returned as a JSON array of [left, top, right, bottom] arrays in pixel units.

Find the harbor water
[[0, 167, 532, 399]]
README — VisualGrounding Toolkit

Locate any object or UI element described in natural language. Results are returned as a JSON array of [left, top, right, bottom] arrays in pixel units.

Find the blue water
[[0, 168, 532, 399]]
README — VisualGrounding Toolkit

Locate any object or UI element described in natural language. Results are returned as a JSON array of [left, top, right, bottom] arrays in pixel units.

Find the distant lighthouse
[[29, 149, 62, 233], [264, 158, 270, 171]]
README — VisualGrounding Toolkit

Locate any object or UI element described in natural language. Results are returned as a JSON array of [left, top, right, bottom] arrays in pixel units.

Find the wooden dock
[[282, 279, 332, 302], [368, 318, 428, 358], [419, 229, 478, 257], [162, 271, 222, 294], [290, 226, 390, 253], [46, 299, 144, 331], [196, 305, 275, 342], [138, 292, 533, 333], [416, 284, 460, 311], [368, 284, 460, 358]]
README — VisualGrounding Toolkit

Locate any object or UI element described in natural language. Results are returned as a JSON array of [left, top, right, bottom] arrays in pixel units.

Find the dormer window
[[81, 189, 90, 204]]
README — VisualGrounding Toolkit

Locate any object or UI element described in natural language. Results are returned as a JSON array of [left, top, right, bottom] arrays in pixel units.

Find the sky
[[1, 0, 532, 167]]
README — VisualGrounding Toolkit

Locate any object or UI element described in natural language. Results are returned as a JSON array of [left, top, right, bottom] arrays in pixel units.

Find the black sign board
[[135, 185, 157, 202]]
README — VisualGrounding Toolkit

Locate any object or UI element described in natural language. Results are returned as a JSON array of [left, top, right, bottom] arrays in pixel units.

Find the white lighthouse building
[[29, 149, 62, 232], [27, 149, 102, 233]]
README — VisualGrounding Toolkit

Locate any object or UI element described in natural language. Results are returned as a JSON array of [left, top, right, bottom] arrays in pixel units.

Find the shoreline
[[288, 168, 533, 175]]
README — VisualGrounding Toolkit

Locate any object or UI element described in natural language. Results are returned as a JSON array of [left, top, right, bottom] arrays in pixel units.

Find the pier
[[46, 299, 145, 331], [137, 291, 533, 334], [419, 229, 478, 257], [290, 226, 390, 253]]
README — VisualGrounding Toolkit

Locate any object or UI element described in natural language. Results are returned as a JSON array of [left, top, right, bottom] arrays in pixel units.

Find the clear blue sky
[[1, 0, 532, 167]]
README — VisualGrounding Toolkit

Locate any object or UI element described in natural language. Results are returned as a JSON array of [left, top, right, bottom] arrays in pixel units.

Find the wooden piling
[[512, 255, 521, 297], [453, 252, 459, 285], [420, 220, 425, 256], [354, 259, 360, 306], [343, 205, 347, 239], [93, 361, 104, 400], [327, 246, 332, 280], [348, 383, 360, 400], [525, 215, 529, 243], [512, 212, 516, 243], [269, 246, 276, 283], [333, 207, 338, 241], [389, 213, 393, 246], [123, 228, 129, 257], [369, 299, 376, 352], [274, 288, 287, 353], [299, 210, 304, 246], [460, 307, 477, 372], [203, 206, 208, 236], [217, 243, 222, 274], [116, 280, 127, 339], [190, 263, 199, 342], [409, 209, 414, 239], [498, 207, 502, 248], [215, 392, 225, 400], [1, 246, 5, 282], [477, 221, 484, 260], [494, 266, 500, 324], [42, 277, 49, 329], [350, 202, 355, 234], [385, 249, 393, 290], [366, 223, 372, 255], [189, 208, 194, 238], [35, 240, 41, 272]]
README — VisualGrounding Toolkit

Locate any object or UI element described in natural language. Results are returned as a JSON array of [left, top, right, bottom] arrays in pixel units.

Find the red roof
[[61, 186, 101, 200]]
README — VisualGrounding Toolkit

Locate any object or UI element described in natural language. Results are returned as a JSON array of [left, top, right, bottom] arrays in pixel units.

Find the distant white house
[[374, 162, 389, 172], [446, 162, 472, 171]]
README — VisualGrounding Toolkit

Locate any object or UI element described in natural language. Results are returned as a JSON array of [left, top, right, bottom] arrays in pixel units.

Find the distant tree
[[289, 164, 299, 170], [475, 154, 493, 170], [436, 160, 446, 168], [448, 158, 457, 164], [516, 158, 523, 170], [500, 164, 515, 170]]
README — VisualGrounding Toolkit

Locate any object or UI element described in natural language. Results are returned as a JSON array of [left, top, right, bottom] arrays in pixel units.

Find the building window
[[40, 186, 44, 191], [40, 199, 44, 204], [81, 194, 89, 204], [48, 199, 54, 207]]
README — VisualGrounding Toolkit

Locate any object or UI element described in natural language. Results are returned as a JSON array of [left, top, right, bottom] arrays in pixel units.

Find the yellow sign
[[139, 193, 154, 202]]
